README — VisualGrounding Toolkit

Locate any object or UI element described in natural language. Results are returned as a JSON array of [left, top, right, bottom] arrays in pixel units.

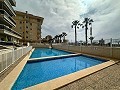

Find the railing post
[[22, 46, 23, 56], [0, 50, 3, 72], [0, 46, 32, 73], [12, 48, 14, 63], [110, 38, 113, 58], [4, 50, 6, 68], [110, 38, 112, 47]]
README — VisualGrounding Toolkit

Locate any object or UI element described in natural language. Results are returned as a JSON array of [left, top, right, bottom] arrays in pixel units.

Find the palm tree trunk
[[60, 37, 61, 43], [63, 36, 65, 43], [91, 40, 92, 45], [57, 37, 59, 43], [75, 25, 77, 45], [64, 36, 65, 40], [85, 23, 88, 45]]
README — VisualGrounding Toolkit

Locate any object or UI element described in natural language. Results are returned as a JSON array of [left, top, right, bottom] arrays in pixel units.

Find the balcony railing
[[0, 24, 21, 37], [0, 9, 16, 27], [8, 0, 16, 6], [4, 0, 15, 16], [0, 9, 16, 25]]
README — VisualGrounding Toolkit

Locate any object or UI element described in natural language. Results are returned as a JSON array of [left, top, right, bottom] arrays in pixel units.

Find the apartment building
[[14, 11, 44, 43], [0, 0, 22, 43]]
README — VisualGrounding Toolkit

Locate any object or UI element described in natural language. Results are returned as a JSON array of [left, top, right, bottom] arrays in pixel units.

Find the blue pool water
[[30, 48, 73, 58], [12, 55, 106, 90]]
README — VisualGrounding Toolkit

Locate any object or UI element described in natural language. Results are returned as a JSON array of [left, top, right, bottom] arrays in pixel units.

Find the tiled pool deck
[[57, 62, 120, 90]]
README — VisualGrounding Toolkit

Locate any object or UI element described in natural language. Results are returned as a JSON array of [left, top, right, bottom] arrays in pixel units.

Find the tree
[[41, 38, 47, 43], [89, 19, 94, 44], [48, 39, 54, 48], [71, 20, 81, 45], [89, 37, 94, 44], [58, 34, 63, 43], [45, 35, 52, 43], [62, 32, 67, 43], [81, 18, 94, 45], [54, 35, 59, 43]]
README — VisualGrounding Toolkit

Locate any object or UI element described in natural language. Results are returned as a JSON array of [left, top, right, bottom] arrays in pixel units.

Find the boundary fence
[[69, 38, 120, 47], [0, 46, 32, 73]]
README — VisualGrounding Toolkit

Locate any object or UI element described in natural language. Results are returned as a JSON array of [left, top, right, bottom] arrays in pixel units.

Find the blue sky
[[15, 0, 120, 42]]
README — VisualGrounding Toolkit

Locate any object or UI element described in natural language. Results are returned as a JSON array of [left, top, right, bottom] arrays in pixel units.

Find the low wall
[[30, 43, 49, 48], [53, 45, 120, 60]]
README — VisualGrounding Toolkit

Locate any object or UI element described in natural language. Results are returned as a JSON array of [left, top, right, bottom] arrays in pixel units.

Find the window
[[30, 23, 32, 26], [37, 19, 40, 22], [30, 28, 32, 30], [20, 21, 22, 24], [26, 31, 28, 33], [26, 26, 28, 28], [26, 36, 28, 38]]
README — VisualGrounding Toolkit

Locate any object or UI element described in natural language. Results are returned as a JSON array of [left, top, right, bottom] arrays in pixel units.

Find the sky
[[15, 0, 120, 42]]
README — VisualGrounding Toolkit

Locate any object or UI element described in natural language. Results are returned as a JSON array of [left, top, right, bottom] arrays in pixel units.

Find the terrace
[[0, 24, 21, 39], [0, 9, 16, 27], [0, 0, 16, 16], [8, 0, 16, 6]]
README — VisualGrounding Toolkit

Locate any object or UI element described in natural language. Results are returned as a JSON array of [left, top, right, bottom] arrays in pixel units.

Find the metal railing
[[4, 0, 15, 15], [68, 38, 120, 47], [0, 9, 16, 27], [0, 46, 32, 73], [8, 0, 16, 6], [0, 9, 16, 25]]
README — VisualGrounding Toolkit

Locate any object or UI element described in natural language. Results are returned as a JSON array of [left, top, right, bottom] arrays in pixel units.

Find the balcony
[[0, 9, 16, 27], [0, 24, 22, 39], [8, 0, 16, 6], [0, 0, 16, 16]]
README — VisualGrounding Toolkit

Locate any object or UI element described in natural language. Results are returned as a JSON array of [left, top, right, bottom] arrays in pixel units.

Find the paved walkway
[[57, 62, 120, 90]]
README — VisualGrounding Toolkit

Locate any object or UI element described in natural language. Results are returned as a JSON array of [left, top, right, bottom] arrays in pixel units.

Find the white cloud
[[15, 0, 120, 42], [83, 0, 120, 40]]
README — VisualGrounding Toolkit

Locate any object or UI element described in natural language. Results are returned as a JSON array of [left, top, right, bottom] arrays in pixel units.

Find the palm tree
[[81, 18, 94, 45], [52, 37, 55, 43], [58, 34, 63, 43], [71, 20, 81, 45], [89, 22, 94, 44], [62, 32, 67, 43], [54, 35, 59, 43], [48, 38, 54, 48]]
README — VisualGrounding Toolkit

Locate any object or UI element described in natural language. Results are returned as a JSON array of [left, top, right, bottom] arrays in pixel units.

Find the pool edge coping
[[24, 60, 117, 90]]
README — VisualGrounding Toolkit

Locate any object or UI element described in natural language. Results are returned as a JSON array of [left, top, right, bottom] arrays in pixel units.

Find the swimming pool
[[12, 54, 106, 90], [30, 48, 73, 58]]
